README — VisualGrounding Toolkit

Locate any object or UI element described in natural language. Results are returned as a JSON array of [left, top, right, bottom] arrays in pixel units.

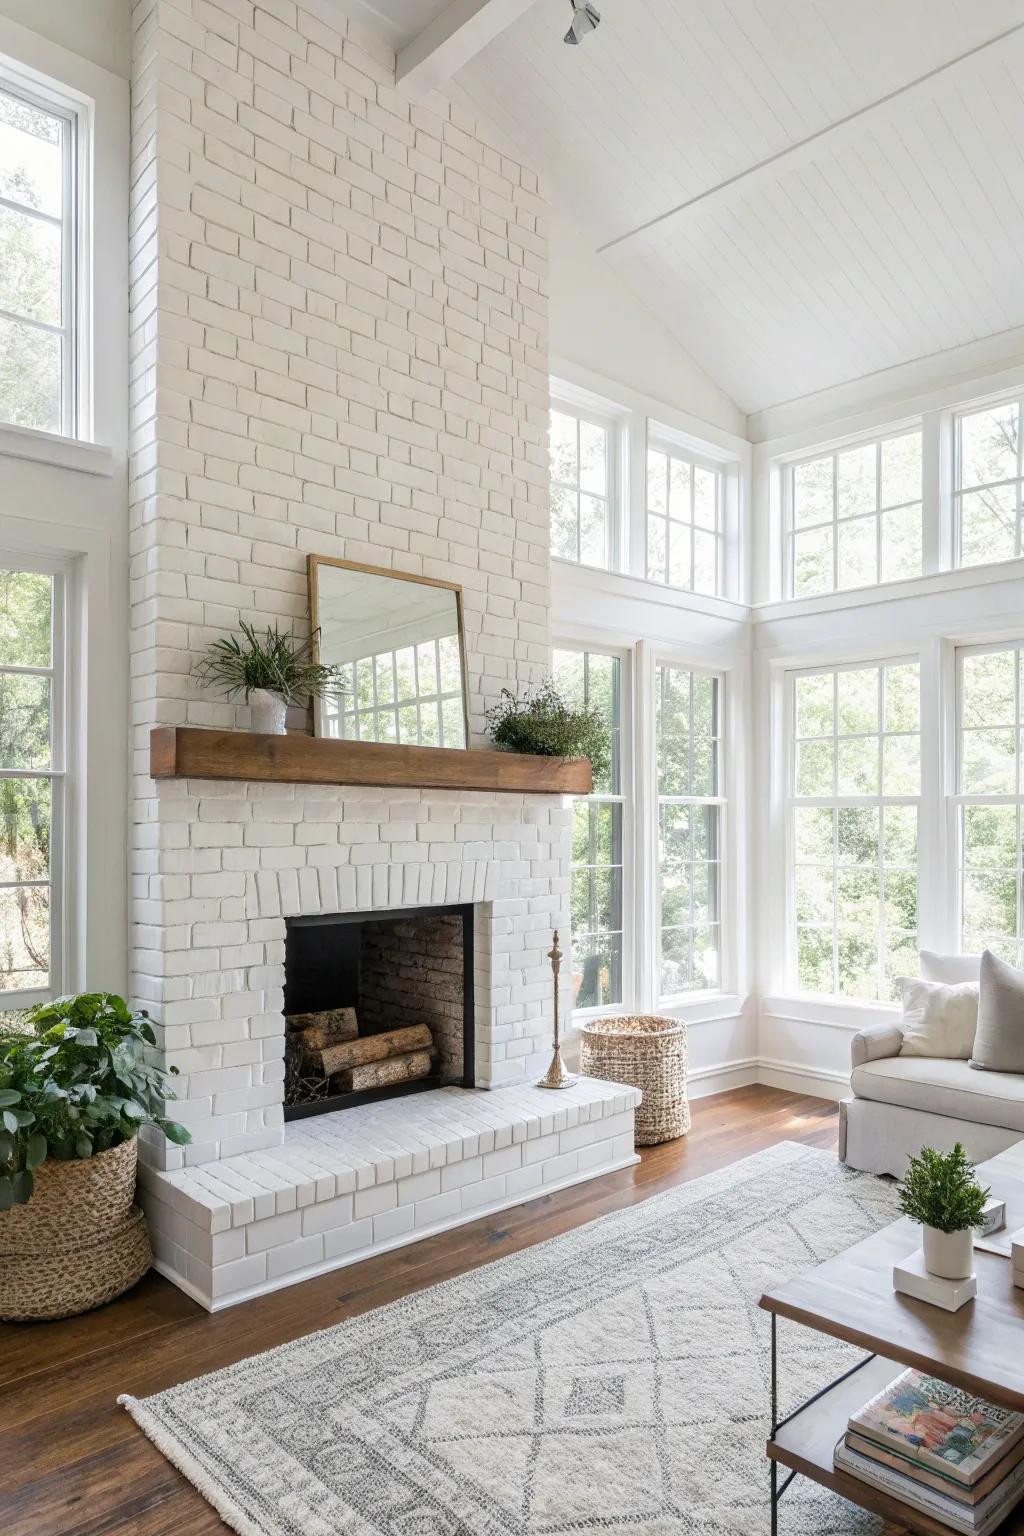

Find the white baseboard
[[687, 1057, 759, 1098], [756, 1056, 851, 1101]]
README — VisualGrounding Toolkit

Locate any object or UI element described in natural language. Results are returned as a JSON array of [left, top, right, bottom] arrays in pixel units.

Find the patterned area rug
[[122, 1142, 899, 1536]]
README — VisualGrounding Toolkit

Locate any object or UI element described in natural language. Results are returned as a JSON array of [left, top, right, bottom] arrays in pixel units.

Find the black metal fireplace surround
[[282, 902, 476, 1121]]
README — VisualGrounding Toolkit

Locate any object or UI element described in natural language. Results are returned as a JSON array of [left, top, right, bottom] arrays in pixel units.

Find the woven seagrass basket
[[580, 1015, 690, 1145], [0, 1136, 152, 1322]]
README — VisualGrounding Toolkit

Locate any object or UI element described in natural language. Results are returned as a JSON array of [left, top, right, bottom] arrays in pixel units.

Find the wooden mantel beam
[[396, 0, 544, 101]]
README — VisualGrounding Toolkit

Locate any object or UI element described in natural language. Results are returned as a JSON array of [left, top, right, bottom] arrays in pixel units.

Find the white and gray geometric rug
[[121, 1142, 898, 1536]]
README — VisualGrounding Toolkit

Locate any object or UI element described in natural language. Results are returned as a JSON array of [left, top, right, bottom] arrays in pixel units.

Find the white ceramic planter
[[922, 1224, 975, 1280], [248, 688, 288, 735]]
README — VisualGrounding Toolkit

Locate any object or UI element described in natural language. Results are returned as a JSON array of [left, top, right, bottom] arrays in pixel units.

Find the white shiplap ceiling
[[358, 1, 1024, 415]]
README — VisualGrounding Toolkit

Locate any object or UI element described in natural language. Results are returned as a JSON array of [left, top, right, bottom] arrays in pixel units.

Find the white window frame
[[781, 425, 924, 599], [784, 656, 922, 1003], [0, 556, 68, 1007], [645, 435, 725, 598], [329, 637, 466, 750], [548, 395, 621, 572], [555, 641, 634, 1018], [952, 396, 1024, 570], [0, 65, 81, 438], [654, 658, 726, 1002], [952, 640, 1024, 963]]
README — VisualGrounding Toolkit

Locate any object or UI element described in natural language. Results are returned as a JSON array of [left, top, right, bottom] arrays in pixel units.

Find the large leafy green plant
[[194, 621, 346, 704], [0, 993, 190, 1210], [485, 680, 610, 778], [897, 1143, 990, 1234]]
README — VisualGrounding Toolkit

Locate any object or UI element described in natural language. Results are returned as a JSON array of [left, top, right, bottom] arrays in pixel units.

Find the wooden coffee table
[[759, 1143, 1024, 1535]]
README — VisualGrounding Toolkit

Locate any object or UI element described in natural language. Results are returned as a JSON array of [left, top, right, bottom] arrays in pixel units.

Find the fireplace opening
[[282, 903, 476, 1121]]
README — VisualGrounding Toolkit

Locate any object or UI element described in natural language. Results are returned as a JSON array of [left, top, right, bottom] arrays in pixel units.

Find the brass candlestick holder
[[537, 930, 577, 1089]]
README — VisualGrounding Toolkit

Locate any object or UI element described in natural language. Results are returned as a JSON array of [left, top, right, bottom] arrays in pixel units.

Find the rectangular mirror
[[309, 557, 469, 749]]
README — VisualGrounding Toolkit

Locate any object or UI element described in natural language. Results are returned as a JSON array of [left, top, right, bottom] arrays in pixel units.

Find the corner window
[[656, 663, 723, 995], [549, 405, 614, 568], [786, 431, 922, 597], [789, 660, 920, 1000], [646, 444, 722, 596], [553, 647, 624, 1009], [0, 79, 76, 436], [954, 401, 1022, 569], [0, 564, 66, 1002]]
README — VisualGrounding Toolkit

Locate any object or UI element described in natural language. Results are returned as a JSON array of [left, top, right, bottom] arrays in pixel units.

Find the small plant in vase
[[194, 621, 346, 734], [485, 679, 611, 777], [897, 1143, 990, 1280]]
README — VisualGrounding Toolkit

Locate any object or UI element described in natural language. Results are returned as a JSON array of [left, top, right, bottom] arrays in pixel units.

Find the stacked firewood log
[[285, 1009, 434, 1095]]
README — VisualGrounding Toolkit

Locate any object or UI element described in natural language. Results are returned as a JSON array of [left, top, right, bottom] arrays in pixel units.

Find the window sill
[[762, 993, 901, 1030], [752, 557, 1024, 624], [572, 992, 743, 1025], [0, 422, 116, 477], [553, 558, 749, 622]]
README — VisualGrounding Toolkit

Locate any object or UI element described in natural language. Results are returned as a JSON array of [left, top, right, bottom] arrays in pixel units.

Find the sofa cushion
[[920, 949, 981, 985], [971, 950, 1024, 1073], [897, 976, 977, 1059], [851, 1055, 1024, 1133]]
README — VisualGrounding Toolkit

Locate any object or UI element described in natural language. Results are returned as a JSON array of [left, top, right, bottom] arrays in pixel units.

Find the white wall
[[549, 211, 747, 441], [0, 0, 130, 80]]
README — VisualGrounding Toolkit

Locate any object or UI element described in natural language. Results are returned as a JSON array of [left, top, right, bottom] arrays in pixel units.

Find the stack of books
[[834, 1368, 1024, 1534]]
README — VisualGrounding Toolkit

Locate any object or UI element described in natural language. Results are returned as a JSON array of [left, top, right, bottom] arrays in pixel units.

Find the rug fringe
[[119, 1394, 271, 1536]]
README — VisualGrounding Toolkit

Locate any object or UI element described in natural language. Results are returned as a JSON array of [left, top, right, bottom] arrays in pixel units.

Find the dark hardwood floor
[[0, 1085, 839, 1536]]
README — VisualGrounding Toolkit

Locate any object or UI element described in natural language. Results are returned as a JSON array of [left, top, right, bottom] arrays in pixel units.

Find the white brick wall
[[127, 0, 564, 1172]]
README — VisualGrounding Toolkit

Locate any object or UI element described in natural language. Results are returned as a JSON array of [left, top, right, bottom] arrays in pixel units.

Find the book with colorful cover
[[845, 1429, 1024, 1507], [848, 1370, 1024, 1488], [835, 1438, 1024, 1536]]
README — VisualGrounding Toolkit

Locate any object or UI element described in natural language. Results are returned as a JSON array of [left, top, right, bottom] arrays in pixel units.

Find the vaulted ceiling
[[351, 0, 1024, 417]]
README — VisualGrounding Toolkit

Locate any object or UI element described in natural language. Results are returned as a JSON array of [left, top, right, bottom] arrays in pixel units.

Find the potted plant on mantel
[[897, 1142, 990, 1281], [194, 620, 347, 734], [0, 993, 190, 1321], [485, 679, 611, 776]]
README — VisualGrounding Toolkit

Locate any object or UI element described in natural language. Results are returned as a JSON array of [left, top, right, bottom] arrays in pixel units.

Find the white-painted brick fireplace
[[127, 0, 639, 1305]]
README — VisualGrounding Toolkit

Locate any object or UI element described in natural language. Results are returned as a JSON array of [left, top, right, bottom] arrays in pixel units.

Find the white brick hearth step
[[141, 1079, 642, 1310]]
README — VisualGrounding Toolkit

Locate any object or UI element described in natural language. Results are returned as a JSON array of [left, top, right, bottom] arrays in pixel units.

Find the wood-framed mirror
[[308, 556, 470, 750]]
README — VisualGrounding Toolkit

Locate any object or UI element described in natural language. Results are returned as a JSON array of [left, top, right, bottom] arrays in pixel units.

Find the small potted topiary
[[897, 1142, 990, 1280], [485, 679, 611, 777], [0, 993, 190, 1320], [194, 620, 347, 734]]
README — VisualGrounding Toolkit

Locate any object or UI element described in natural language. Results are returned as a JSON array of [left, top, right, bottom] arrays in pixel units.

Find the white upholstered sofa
[[840, 1020, 1024, 1178]]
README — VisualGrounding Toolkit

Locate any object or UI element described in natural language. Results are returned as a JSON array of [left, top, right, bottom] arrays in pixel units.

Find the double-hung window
[[786, 431, 922, 597], [956, 644, 1024, 963], [548, 404, 614, 569], [0, 564, 66, 1003], [553, 647, 625, 1009], [0, 78, 76, 435], [646, 443, 722, 596], [954, 400, 1023, 569], [789, 660, 920, 1000], [656, 663, 723, 995]]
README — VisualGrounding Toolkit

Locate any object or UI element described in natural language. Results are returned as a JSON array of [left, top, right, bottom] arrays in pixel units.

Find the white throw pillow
[[919, 949, 982, 985], [897, 976, 979, 1060]]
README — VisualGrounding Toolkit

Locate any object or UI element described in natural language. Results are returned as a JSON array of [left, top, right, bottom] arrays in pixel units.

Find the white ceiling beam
[[396, 0, 544, 101]]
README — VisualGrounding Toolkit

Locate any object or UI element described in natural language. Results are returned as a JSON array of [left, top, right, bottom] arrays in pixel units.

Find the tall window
[[646, 444, 721, 596], [954, 400, 1022, 568], [0, 566, 64, 1001], [790, 660, 920, 1000], [787, 431, 922, 597], [553, 648, 624, 1009], [656, 664, 723, 995], [0, 80, 76, 435], [549, 406, 612, 568], [324, 635, 466, 749], [957, 645, 1024, 963]]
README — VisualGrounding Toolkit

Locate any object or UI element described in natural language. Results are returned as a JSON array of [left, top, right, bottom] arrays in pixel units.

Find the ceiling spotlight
[[564, 1, 600, 44]]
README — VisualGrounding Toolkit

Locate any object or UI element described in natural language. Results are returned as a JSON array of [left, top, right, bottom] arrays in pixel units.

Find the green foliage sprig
[[0, 993, 190, 1209], [897, 1143, 990, 1234], [485, 679, 611, 778], [194, 621, 347, 705]]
